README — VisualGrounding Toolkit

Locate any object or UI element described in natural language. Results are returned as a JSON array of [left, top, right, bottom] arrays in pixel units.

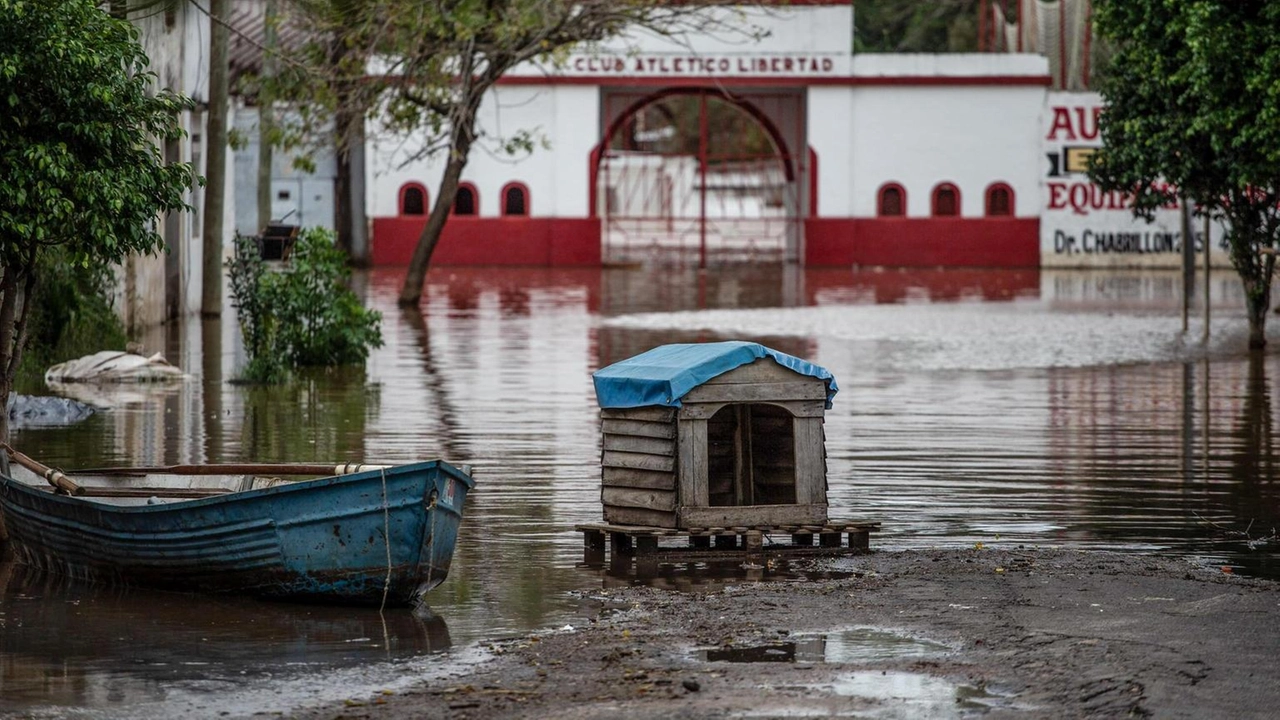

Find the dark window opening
[[986, 185, 1013, 216], [878, 185, 904, 217], [707, 403, 797, 507], [933, 184, 959, 217], [503, 186, 527, 216], [454, 185, 476, 215], [402, 186, 425, 215]]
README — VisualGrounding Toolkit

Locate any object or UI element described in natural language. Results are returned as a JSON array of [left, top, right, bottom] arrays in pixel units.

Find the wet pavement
[[1, 265, 1278, 717]]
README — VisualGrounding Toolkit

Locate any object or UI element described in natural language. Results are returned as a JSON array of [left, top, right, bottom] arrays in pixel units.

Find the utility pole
[[1202, 215, 1211, 344], [1180, 199, 1193, 333], [202, 0, 230, 317]]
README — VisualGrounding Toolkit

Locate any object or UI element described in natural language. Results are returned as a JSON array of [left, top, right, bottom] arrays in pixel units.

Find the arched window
[[985, 183, 1015, 217], [399, 183, 427, 216], [501, 182, 529, 216], [877, 183, 906, 217], [931, 183, 960, 217], [454, 183, 478, 216]]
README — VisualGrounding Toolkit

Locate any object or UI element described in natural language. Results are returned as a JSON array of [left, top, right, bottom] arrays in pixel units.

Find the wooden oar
[[0, 444, 84, 496], [67, 462, 392, 477]]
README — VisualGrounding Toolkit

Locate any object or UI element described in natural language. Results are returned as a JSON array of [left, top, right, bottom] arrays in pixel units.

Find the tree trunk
[[396, 150, 470, 306], [202, 0, 230, 317], [257, 0, 278, 233], [396, 85, 484, 307], [0, 268, 17, 442], [331, 37, 355, 260], [1244, 270, 1272, 349]]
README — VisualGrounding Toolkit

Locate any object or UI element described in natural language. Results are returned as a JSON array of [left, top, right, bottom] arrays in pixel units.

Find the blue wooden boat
[[0, 447, 474, 607]]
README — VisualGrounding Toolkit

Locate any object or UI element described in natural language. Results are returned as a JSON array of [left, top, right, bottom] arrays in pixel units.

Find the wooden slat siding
[[603, 487, 676, 512], [603, 467, 676, 491], [680, 399, 826, 420], [683, 381, 827, 405], [793, 416, 828, 507], [602, 450, 675, 473], [601, 418, 676, 439], [602, 434, 675, 457], [677, 419, 708, 509], [601, 406, 676, 423], [680, 504, 828, 528], [702, 359, 802, 384], [604, 505, 678, 528]]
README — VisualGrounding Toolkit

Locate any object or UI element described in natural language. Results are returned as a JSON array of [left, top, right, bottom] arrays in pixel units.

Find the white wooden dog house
[[591, 341, 837, 530]]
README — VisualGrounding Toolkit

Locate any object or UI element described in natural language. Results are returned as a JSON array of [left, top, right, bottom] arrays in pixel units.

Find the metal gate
[[597, 90, 803, 267]]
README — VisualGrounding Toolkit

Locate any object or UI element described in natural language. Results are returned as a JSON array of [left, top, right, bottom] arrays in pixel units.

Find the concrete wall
[[115, 5, 212, 329]]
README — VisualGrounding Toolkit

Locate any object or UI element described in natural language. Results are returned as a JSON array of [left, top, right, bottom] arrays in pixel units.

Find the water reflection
[[0, 562, 449, 711], [1, 265, 1278, 715]]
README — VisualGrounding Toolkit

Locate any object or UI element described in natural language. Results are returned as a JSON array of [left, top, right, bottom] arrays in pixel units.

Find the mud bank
[[283, 549, 1279, 719]]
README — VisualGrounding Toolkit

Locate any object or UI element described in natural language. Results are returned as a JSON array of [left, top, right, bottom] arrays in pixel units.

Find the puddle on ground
[[701, 627, 949, 664], [825, 671, 1021, 718]]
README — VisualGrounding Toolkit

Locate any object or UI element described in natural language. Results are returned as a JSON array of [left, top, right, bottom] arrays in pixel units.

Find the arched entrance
[[593, 88, 807, 267]]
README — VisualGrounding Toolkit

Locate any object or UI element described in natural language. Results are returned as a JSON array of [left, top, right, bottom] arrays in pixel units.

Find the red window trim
[[398, 182, 428, 216], [877, 182, 907, 217], [984, 182, 1015, 217], [931, 182, 961, 217], [500, 181, 531, 216]]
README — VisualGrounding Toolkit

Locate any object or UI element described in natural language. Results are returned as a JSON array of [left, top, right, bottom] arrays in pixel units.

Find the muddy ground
[[281, 548, 1280, 719]]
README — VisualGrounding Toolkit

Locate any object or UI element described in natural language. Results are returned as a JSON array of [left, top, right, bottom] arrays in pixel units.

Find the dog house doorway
[[707, 403, 797, 506]]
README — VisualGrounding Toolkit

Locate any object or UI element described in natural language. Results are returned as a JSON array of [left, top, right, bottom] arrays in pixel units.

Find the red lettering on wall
[[1046, 107, 1075, 140], [1074, 106, 1101, 140]]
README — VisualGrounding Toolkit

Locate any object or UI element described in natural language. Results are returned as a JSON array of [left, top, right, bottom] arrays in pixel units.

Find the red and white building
[[368, 1, 1220, 269]]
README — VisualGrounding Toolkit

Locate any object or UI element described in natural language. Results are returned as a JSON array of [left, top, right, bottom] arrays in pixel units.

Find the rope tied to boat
[[378, 465, 392, 614]]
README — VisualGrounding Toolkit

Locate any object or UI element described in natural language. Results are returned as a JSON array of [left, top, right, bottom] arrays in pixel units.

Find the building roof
[[592, 341, 837, 410]]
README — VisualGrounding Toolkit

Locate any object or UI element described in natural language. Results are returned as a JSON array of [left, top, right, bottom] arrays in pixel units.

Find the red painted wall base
[[371, 217, 602, 266], [371, 216, 1039, 268], [805, 218, 1040, 267]]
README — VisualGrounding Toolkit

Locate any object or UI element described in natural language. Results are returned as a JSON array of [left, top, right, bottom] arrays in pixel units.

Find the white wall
[[368, 85, 600, 219], [848, 84, 1045, 218], [510, 4, 854, 78]]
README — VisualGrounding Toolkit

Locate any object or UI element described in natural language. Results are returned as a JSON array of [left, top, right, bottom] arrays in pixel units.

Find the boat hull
[[0, 460, 474, 606]]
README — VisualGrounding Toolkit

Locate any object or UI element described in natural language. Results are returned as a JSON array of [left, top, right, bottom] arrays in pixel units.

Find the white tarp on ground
[[44, 351, 186, 384]]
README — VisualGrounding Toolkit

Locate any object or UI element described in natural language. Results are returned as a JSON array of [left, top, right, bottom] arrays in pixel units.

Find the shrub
[[227, 228, 382, 384]]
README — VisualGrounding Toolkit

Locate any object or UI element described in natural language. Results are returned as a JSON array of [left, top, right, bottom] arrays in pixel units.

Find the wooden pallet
[[575, 520, 880, 562]]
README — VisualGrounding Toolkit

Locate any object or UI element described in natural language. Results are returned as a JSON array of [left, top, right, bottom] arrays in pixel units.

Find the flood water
[[3, 265, 1279, 717]]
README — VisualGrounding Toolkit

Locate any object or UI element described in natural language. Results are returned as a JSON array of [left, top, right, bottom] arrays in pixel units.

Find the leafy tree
[[0, 0, 197, 436], [268, 0, 745, 306], [1088, 0, 1280, 349], [853, 0, 980, 53], [227, 228, 383, 384]]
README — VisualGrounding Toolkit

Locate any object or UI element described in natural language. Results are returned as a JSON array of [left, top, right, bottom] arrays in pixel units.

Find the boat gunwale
[[0, 459, 476, 515]]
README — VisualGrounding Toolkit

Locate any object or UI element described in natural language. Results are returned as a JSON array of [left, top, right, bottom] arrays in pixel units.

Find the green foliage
[[228, 233, 288, 384], [1088, 0, 1280, 347], [0, 0, 196, 268], [228, 228, 383, 384], [16, 252, 127, 390], [0, 0, 198, 428], [854, 0, 980, 53]]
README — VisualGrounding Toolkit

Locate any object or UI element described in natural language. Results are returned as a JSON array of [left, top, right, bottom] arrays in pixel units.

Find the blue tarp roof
[[592, 341, 837, 409]]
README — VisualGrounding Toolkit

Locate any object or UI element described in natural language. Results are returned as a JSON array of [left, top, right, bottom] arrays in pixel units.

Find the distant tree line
[[854, 0, 982, 53]]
